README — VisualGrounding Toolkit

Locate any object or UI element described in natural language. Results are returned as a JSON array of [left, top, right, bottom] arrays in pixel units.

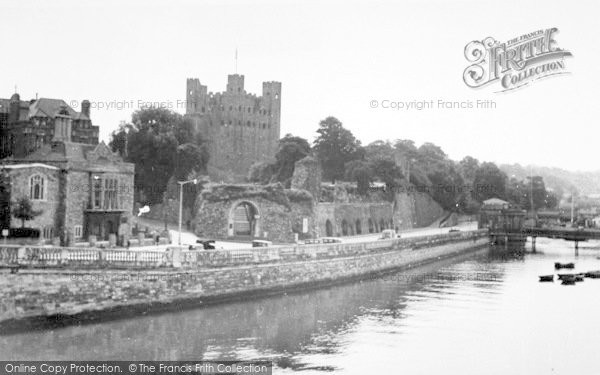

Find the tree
[[248, 162, 276, 184], [174, 143, 209, 180], [109, 107, 210, 204], [459, 156, 480, 183], [344, 160, 373, 195], [313, 117, 363, 183], [12, 197, 42, 228], [472, 162, 508, 202], [370, 158, 404, 191], [273, 134, 311, 185]]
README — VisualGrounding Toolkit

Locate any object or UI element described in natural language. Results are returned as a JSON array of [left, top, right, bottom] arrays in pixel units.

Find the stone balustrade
[[0, 230, 488, 270]]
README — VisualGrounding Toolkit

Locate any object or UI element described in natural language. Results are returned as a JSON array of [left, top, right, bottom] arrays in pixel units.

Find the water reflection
[[2, 240, 600, 375]]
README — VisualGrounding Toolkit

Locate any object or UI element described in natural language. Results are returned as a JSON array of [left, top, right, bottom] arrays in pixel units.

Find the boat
[[575, 275, 585, 282], [557, 273, 576, 280], [539, 275, 554, 282], [562, 278, 576, 285], [555, 262, 575, 269], [584, 271, 600, 279]]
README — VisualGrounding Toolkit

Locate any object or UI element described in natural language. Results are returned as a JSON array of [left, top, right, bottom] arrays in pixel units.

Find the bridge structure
[[491, 227, 600, 253]]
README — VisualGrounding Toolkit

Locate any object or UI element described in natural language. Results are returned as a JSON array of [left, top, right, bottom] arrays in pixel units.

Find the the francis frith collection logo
[[463, 28, 572, 92]]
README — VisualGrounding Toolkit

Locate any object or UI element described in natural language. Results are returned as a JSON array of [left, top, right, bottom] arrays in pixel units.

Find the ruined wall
[[193, 183, 314, 243], [314, 202, 394, 237]]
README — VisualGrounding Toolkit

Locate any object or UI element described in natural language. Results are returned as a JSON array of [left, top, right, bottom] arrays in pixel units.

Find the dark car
[[195, 239, 216, 250]]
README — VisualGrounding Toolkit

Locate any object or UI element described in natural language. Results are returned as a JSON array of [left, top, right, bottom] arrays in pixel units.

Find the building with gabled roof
[[1, 111, 133, 245], [0, 93, 99, 159]]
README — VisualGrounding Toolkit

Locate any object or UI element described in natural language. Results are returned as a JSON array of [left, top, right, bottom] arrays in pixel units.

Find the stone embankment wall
[[0, 230, 488, 331]]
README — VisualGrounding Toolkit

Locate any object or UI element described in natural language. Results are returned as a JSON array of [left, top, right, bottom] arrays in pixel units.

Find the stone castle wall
[[186, 75, 281, 182]]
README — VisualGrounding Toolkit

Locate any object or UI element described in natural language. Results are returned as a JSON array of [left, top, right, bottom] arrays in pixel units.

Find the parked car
[[303, 238, 322, 245], [252, 240, 273, 248], [321, 237, 342, 244], [449, 228, 461, 233], [195, 238, 216, 249], [379, 229, 398, 240]]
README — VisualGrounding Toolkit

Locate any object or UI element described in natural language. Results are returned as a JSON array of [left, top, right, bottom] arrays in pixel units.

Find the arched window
[[355, 219, 362, 235], [30, 175, 45, 200], [368, 218, 374, 233]]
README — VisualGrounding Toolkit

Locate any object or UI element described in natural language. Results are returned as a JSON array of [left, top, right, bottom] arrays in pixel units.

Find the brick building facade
[[0, 94, 99, 159], [185, 74, 281, 181], [1, 113, 133, 244]]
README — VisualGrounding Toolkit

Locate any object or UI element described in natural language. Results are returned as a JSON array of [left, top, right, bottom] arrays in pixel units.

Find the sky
[[1, 0, 598, 171]]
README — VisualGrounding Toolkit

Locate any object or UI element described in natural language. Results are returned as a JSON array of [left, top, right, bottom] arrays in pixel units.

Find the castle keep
[[185, 74, 281, 181]]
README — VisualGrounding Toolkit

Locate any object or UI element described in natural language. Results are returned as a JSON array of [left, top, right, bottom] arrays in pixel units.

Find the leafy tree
[[313, 117, 363, 183], [472, 162, 508, 202], [459, 156, 480, 183], [344, 160, 373, 195], [12, 197, 42, 228], [109, 107, 210, 204], [248, 162, 276, 184], [273, 134, 311, 185], [370, 158, 403, 191], [174, 143, 209, 180]]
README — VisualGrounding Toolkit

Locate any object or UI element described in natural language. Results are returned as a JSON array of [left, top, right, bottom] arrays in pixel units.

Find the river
[[2, 237, 600, 375]]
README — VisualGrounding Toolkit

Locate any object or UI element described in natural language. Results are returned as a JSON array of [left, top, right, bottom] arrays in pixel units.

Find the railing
[[0, 229, 489, 270]]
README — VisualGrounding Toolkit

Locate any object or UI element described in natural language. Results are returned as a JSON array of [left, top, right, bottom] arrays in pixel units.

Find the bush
[[9, 227, 41, 238]]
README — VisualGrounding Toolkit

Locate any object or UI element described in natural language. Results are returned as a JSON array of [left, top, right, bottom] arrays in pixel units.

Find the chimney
[[53, 105, 72, 142], [81, 100, 91, 118]]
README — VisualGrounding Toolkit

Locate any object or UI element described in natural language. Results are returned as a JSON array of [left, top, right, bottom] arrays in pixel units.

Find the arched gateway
[[229, 201, 260, 237]]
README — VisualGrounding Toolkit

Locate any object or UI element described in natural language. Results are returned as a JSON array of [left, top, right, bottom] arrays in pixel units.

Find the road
[[136, 216, 478, 250]]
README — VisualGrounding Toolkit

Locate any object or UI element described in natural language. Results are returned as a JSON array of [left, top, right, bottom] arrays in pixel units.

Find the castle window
[[92, 175, 102, 208], [247, 107, 251, 113], [29, 174, 45, 201], [238, 87, 241, 93], [238, 106, 242, 112], [262, 123, 266, 129], [229, 120, 232, 125], [201, 107, 205, 113], [247, 121, 250, 127]]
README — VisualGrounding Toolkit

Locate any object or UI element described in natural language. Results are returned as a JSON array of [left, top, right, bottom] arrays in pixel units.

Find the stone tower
[[186, 74, 281, 182]]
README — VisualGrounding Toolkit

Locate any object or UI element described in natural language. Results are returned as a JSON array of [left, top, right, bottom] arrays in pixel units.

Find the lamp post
[[178, 178, 198, 245]]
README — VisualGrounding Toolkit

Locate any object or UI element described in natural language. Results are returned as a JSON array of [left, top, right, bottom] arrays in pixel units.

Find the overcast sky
[[1, 0, 598, 171]]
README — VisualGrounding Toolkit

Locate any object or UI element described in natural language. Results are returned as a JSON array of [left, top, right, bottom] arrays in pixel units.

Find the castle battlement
[[185, 74, 281, 182]]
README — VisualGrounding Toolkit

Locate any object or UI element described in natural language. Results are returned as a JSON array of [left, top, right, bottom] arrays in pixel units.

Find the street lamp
[[178, 178, 198, 245]]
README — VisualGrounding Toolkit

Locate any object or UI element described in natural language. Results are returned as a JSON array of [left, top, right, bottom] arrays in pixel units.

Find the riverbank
[[0, 230, 489, 334]]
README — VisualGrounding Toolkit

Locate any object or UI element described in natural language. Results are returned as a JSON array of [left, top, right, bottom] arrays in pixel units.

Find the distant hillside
[[499, 164, 600, 197]]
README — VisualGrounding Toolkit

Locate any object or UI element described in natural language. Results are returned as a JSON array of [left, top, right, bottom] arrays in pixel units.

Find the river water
[[2, 238, 600, 375]]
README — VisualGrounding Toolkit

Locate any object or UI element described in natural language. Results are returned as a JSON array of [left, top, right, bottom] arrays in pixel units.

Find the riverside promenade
[[0, 229, 489, 333]]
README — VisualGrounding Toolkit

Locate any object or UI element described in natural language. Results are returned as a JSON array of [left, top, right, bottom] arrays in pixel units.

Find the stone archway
[[229, 201, 260, 237], [368, 218, 375, 233], [325, 219, 333, 237], [341, 219, 349, 236]]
